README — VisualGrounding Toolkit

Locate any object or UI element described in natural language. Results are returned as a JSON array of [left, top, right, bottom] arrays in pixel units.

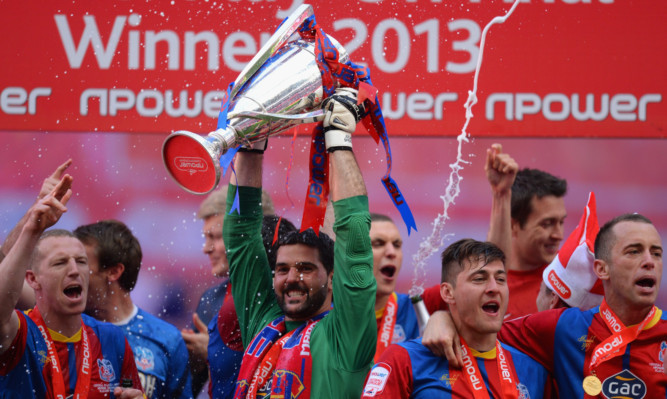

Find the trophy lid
[[162, 131, 220, 195]]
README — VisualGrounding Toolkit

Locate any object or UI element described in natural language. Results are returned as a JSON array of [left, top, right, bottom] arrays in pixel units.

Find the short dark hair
[[74, 220, 142, 292], [262, 215, 297, 270], [370, 213, 394, 224], [511, 168, 567, 227], [277, 229, 334, 274], [594, 213, 654, 262], [31, 229, 79, 270], [441, 239, 505, 284]]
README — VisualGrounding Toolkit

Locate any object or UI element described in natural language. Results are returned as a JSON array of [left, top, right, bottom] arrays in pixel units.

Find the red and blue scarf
[[234, 311, 328, 398]]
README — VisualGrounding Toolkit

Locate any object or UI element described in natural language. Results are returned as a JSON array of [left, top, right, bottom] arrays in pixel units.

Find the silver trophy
[[162, 4, 349, 194]]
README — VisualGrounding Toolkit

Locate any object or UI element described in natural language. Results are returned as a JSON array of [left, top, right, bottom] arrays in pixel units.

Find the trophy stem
[[209, 127, 238, 154]]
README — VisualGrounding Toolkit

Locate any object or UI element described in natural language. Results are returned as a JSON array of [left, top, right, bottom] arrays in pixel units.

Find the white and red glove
[[322, 87, 364, 152]]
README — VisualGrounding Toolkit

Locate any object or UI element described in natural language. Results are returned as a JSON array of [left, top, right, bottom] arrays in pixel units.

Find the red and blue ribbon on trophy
[[217, 13, 417, 236]]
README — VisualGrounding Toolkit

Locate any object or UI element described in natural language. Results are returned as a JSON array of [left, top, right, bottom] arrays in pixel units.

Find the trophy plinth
[[162, 128, 236, 194]]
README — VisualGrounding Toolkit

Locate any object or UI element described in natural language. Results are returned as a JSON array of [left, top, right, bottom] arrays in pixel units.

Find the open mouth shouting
[[635, 275, 657, 294], [63, 283, 84, 301], [482, 300, 501, 316], [379, 265, 397, 280]]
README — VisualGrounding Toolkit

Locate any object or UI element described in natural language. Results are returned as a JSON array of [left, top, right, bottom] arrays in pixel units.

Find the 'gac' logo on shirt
[[601, 369, 646, 399]]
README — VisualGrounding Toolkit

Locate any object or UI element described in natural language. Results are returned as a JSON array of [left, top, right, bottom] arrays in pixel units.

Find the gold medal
[[582, 375, 602, 396]]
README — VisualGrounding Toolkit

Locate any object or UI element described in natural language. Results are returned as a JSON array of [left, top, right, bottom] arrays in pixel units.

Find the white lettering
[[382, 92, 458, 120], [37, 325, 60, 373], [300, 322, 316, 356], [128, 14, 141, 69], [486, 93, 662, 122], [380, 302, 396, 346], [461, 345, 483, 390], [80, 88, 224, 118], [145, 30, 180, 70], [549, 272, 570, 297], [497, 348, 512, 382], [372, 19, 410, 73], [136, 89, 164, 117], [602, 308, 623, 332], [223, 32, 257, 72], [109, 89, 135, 116], [184, 31, 220, 71], [55, 15, 126, 69], [1, 87, 52, 115], [165, 90, 203, 117], [82, 334, 90, 375]]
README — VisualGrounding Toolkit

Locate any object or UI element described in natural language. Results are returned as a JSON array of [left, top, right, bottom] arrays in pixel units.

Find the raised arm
[[485, 144, 517, 260], [2, 160, 72, 310], [0, 175, 72, 354], [322, 88, 376, 371], [0, 159, 72, 260], [226, 148, 282, 346]]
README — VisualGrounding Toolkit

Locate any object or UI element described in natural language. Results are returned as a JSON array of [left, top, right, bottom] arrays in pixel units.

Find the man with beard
[[224, 88, 376, 398]]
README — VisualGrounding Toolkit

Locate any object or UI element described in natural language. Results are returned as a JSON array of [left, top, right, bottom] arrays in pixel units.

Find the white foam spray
[[409, 0, 522, 298]]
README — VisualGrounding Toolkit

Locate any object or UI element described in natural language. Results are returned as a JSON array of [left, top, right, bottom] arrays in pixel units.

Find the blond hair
[[197, 185, 275, 219]]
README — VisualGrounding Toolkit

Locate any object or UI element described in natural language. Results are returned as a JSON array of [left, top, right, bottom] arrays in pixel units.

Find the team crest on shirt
[[37, 350, 48, 368], [439, 373, 459, 389], [516, 382, 530, 399], [272, 369, 305, 398], [97, 358, 116, 382], [392, 325, 406, 344], [133, 346, 155, 371], [651, 341, 667, 373], [363, 363, 391, 397], [577, 335, 595, 351], [601, 370, 646, 399]]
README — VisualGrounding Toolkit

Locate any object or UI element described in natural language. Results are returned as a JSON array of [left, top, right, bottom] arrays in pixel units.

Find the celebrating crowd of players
[[0, 88, 665, 398]]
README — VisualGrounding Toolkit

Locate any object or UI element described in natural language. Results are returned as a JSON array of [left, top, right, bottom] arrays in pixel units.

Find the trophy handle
[[228, 109, 325, 124], [229, 4, 314, 100]]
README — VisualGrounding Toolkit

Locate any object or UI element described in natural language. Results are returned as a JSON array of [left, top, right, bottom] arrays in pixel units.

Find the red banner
[[0, 0, 664, 137]]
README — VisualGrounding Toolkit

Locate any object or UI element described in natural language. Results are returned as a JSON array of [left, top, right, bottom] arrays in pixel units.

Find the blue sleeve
[[169, 334, 194, 399], [396, 293, 420, 341]]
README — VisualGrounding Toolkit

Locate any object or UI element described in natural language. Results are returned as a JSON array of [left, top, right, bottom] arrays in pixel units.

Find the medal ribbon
[[297, 15, 417, 236], [458, 337, 519, 399], [246, 329, 296, 397], [588, 299, 656, 371], [374, 293, 398, 363], [31, 307, 92, 399], [300, 124, 329, 234]]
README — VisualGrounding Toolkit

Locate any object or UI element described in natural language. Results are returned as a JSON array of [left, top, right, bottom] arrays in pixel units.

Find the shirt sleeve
[[169, 333, 194, 399], [120, 338, 144, 391], [498, 308, 565, 373], [421, 284, 448, 314], [362, 344, 413, 399], [0, 310, 27, 376], [321, 195, 377, 372], [224, 185, 282, 348]]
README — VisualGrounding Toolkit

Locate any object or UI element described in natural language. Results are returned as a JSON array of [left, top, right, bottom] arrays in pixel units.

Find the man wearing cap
[[536, 192, 604, 312], [425, 213, 667, 397]]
